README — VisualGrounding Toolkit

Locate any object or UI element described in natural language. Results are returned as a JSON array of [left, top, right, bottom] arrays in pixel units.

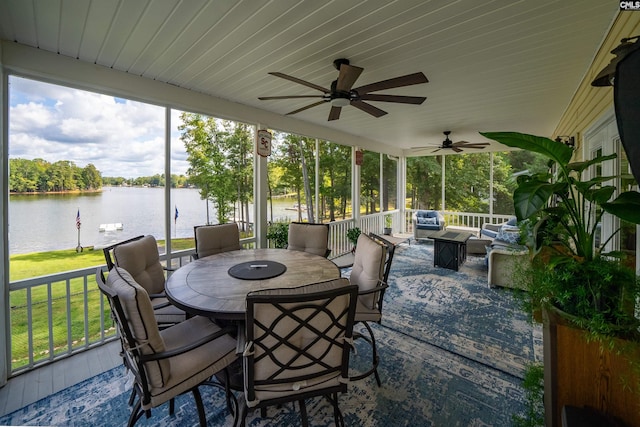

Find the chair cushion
[[113, 235, 166, 295], [195, 223, 241, 258], [350, 234, 386, 309], [287, 222, 329, 257], [106, 267, 170, 388]]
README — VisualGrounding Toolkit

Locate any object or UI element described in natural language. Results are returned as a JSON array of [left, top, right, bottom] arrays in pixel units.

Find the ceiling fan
[[258, 58, 428, 121], [413, 131, 490, 153]]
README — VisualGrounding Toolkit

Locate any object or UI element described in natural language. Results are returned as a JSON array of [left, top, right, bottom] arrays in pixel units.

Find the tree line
[[9, 158, 194, 193], [179, 112, 549, 225], [9, 158, 102, 193]]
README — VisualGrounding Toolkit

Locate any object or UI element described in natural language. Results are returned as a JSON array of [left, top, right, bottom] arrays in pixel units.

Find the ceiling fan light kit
[[259, 58, 428, 121]]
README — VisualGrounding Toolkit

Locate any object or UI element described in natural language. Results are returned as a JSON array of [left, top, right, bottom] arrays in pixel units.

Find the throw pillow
[[425, 217, 437, 225], [417, 217, 429, 224], [495, 228, 520, 245]]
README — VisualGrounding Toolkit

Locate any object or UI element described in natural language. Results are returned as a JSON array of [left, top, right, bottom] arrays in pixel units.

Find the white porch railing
[[7, 210, 511, 376]]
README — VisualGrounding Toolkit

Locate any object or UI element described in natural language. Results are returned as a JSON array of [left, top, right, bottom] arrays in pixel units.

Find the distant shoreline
[[9, 189, 103, 195]]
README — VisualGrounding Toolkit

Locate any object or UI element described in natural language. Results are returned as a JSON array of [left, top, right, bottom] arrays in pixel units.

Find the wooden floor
[[0, 340, 122, 417]]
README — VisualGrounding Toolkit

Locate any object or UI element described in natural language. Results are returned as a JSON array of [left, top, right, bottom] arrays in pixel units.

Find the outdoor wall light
[[555, 136, 575, 149], [591, 35, 640, 86]]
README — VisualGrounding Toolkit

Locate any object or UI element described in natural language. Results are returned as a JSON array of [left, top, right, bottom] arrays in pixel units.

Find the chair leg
[[127, 398, 144, 427], [128, 388, 136, 406], [350, 321, 382, 386], [192, 387, 207, 427], [326, 392, 345, 427], [298, 399, 309, 427], [233, 399, 247, 427], [169, 398, 175, 415]]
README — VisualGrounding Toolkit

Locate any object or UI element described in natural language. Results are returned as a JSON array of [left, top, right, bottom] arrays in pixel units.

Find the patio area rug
[[0, 241, 542, 426]]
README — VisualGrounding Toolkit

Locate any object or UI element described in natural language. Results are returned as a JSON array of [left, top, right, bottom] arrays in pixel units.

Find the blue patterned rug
[[0, 242, 541, 426]]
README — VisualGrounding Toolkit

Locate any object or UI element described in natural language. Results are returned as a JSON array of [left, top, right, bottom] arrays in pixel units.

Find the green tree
[[179, 112, 235, 224], [406, 156, 441, 209], [81, 163, 102, 190], [223, 121, 253, 231], [360, 150, 380, 214], [271, 133, 310, 222], [318, 141, 351, 221]]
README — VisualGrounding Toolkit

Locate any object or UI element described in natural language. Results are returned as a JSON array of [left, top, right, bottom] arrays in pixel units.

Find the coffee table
[[430, 229, 474, 271]]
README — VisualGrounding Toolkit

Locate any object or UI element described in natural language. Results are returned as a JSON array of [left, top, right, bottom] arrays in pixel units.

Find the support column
[[164, 108, 172, 261], [1, 50, 9, 386], [398, 155, 407, 233], [489, 152, 494, 220], [254, 125, 269, 248], [441, 155, 446, 211], [352, 147, 360, 225]]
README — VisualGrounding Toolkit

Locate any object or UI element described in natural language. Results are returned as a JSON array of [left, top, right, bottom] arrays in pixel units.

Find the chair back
[[193, 223, 241, 259], [287, 221, 330, 257], [367, 233, 396, 312], [95, 267, 170, 395], [243, 278, 357, 408], [350, 233, 387, 310], [103, 235, 166, 295]]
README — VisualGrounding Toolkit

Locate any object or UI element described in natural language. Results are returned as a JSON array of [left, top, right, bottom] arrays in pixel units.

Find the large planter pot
[[542, 306, 640, 426]]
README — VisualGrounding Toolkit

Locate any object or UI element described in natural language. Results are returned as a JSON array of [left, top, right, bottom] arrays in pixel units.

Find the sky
[[9, 76, 190, 178]]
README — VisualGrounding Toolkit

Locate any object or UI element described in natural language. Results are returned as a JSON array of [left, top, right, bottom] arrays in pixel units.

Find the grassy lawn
[[9, 238, 195, 370]]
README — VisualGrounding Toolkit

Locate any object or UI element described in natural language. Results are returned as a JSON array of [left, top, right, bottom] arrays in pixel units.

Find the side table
[[430, 229, 474, 271]]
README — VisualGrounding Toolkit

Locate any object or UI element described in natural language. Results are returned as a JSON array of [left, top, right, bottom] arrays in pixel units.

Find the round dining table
[[165, 248, 341, 320]]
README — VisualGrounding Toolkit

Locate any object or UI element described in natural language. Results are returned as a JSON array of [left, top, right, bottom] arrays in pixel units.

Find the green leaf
[[582, 186, 615, 204], [513, 180, 563, 220], [601, 191, 640, 224], [567, 153, 617, 174], [479, 132, 573, 166]]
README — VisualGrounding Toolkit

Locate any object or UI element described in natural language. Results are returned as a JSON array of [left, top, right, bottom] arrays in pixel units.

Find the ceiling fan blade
[[285, 100, 326, 115], [259, 95, 325, 100], [453, 142, 490, 148], [328, 106, 342, 121], [431, 148, 442, 153], [359, 94, 426, 104], [353, 72, 428, 94], [350, 100, 387, 118], [336, 64, 364, 92], [269, 72, 329, 93], [452, 147, 463, 153]]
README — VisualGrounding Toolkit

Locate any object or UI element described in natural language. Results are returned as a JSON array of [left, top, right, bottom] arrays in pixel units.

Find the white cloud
[[8, 76, 190, 178]]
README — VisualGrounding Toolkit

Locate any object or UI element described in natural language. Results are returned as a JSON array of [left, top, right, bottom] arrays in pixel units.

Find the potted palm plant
[[481, 131, 640, 426]]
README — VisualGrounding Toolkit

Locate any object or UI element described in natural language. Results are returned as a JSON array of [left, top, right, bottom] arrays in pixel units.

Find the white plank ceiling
[[0, 0, 618, 154]]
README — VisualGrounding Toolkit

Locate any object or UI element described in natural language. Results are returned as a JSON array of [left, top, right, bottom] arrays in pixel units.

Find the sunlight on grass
[[9, 238, 195, 371]]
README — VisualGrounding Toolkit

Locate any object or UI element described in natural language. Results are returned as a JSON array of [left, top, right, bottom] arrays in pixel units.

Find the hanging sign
[[355, 150, 363, 166], [257, 129, 272, 157]]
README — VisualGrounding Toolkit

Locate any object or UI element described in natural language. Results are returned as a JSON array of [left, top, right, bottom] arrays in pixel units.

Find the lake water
[[8, 187, 305, 254]]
